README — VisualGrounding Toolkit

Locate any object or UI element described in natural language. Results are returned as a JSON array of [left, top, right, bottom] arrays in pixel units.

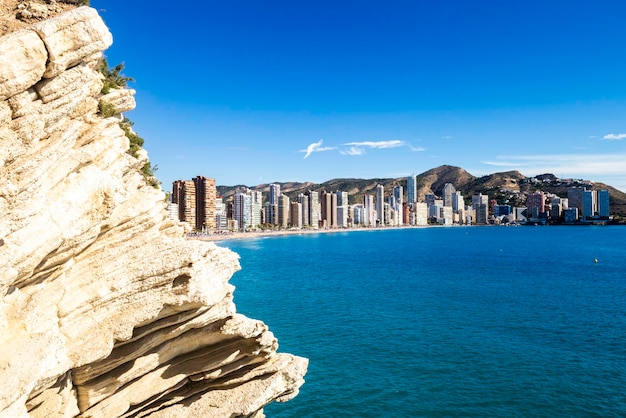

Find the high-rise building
[[598, 190, 610, 218], [443, 183, 456, 207], [233, 192, 252, 230], [582, 190, 597, 219], [298, 193, 310, 226], [269, 183, 281, 205], [172, 177, 217, 231], [472, 193, 489, 225], [376, 184, 385, 225], [407, 174, 417, 204], [567, 187, 585, 217], [307, 190, 320, 228], [172, 180, 196, 227], [290, 201, 303, 228], [336, 191, 349, 207], [452, 191, 464, 214], [193, 176, 216, 231], [352, 204, 365, 225], [278, 194, 290, 227], [364, 194, 375, 226], [526, 191, 546, 219], [424, 193, 437, 207], [321, 191, 334, 228]]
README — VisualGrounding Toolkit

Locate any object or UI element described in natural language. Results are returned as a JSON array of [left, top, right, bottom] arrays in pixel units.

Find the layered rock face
[[0, 6, 306, 417]]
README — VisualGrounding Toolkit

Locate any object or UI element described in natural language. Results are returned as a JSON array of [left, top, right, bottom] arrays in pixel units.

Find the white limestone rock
[[0, 29, 47, 101], [0, 6, 307, 418], [31, 7, 112, 78]]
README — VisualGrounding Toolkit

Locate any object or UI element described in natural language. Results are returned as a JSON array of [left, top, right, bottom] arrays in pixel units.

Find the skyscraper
[[269, 184, 281, 205], [582, 190, 597, 219], [298, 193, 310, 226], [472, 193, 489, 225], [233, 192, 252, 230], [193, 176, 216, 231], [443, 183, 456, 207], [278, 194, 290, 228], [376, 184, 384, 225], [598, 190, 610, 218], [172, 180, 196, 227], [307, 190, 320, 228], [407, 174, 417, 204]]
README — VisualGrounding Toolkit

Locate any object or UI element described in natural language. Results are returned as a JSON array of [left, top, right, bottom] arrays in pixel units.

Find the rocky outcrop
[[0, 6, 306, 417]]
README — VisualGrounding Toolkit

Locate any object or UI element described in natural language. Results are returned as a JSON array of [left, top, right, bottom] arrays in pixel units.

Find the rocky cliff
[[0, 6, 307, 417]]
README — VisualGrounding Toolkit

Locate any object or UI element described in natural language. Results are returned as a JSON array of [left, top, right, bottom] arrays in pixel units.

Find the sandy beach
[[188, 225, 432, 243]]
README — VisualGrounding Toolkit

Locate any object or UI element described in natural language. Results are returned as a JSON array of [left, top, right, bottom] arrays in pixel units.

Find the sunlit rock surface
[[0, 5, 306, 417]]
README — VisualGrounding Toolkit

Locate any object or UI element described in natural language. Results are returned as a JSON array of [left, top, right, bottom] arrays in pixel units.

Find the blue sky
[[90, 1, 626, 192]]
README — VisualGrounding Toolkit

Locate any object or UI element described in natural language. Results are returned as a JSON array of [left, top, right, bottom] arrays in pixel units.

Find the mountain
[[217, 165, 626, 218]]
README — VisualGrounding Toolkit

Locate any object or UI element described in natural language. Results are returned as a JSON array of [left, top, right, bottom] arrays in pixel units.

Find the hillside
[[217, 165, 626, 218]]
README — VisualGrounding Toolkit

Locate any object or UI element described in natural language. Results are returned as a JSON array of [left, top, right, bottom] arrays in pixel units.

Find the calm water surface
[[222, 226, 626, 417]]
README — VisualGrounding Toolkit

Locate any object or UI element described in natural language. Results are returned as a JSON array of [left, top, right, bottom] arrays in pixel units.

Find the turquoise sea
[[221, 226, 626, 417]]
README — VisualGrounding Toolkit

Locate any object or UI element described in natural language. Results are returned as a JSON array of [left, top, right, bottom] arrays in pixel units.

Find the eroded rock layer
[[0, 6, 306, 417]]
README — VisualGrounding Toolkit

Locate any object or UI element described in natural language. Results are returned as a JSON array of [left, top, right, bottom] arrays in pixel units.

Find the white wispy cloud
[[340, 146, 365, 156], [342, 140, 406, 149], [338, 140, 423, 156], [602, 133, 626, 140], [300, 139, 337, 159]]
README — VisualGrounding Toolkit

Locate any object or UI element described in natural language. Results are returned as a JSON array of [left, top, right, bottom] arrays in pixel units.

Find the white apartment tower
[[233, 192, 252, 230], [376, 184, 385, 225]]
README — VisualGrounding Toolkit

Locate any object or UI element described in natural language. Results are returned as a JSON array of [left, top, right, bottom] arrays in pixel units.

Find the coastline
[[189, 225, 431, 243]]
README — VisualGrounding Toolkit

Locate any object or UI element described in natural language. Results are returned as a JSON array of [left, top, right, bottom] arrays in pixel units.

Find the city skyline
[[92, 1, 626, 192], [171, 173, 612, 231]]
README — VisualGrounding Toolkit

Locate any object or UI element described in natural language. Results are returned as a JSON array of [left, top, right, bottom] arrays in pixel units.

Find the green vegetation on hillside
[[98, 59, 160, 189]]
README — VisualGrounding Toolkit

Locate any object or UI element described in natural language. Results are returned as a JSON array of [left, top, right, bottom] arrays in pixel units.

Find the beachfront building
[[376, 184, 385, 225], [172, 180, 196, 227], [171, 176, 217, 231], [392, 186, 403, 226], [193, 176, 217, 231], [364, 194, 376, 226], [443, 183, 455, 207], [567, 187, 585, 218], [452, 191, 464, 214], [526, 191, 546, 219], [472, 193, 489, 225], [320, 191, 337, 228], [336, 191, 349, 227], [440, 206, 453, 225], [412, 202, 428, 226], [352, 204, 365, 226], [307, 190, 320, 229], [582, 190, 597, 220], [278, 194, 290, 228], [407, 174, 417, 205], [598, 190, 610, 218], [269, 183, 281, 205], [290, 201, 303, 228], [298, 193, 310, 226], [233, 192, 252, 230]]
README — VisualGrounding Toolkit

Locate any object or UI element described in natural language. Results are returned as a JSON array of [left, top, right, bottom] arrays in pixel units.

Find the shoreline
[[188, 221, 625, 244], [189, 225, 431, 243]]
